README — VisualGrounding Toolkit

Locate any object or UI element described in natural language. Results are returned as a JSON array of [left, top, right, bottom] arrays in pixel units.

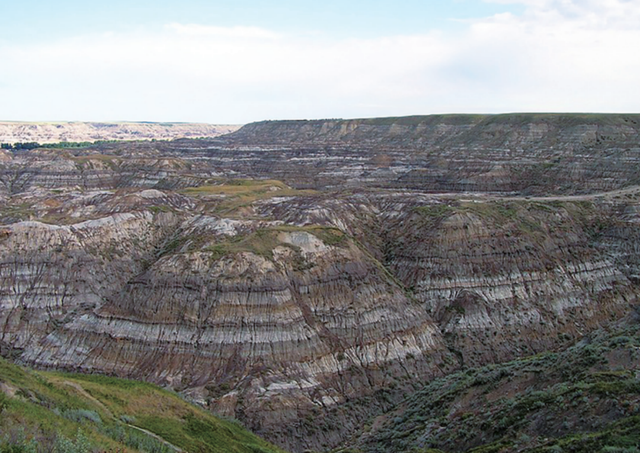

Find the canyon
[[0, 114, 639, 452]]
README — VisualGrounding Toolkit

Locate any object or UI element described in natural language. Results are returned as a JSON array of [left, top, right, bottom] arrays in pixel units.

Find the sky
[[0, 0, 639, 124]]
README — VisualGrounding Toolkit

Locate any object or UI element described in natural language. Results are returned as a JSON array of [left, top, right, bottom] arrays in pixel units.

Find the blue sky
[[1, 1, 521, 40], [0, 0, 638, 123]]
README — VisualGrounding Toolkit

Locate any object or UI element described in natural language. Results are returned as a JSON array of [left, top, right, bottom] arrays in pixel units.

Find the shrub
[[62, 409, 102, 425]]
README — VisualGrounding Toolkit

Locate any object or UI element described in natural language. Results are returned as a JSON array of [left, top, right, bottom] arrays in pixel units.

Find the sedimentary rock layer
[[200, 114, 640, 194]]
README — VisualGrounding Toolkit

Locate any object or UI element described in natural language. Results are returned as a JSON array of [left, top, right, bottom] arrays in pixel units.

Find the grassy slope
[[339, 315, 640, 453], [0, 358, 287, 453]]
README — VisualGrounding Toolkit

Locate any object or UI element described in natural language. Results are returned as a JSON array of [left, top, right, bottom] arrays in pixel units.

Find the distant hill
[[0, 121, 241, 144]]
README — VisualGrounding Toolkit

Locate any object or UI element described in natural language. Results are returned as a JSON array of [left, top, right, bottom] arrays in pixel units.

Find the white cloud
[[1, 1, 639, 123], [166, 23, 281, 39], [462, 0, 640, 110], [484, 0, 640, 28]]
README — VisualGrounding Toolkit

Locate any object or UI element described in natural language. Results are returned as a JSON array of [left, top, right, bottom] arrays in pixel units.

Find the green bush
[[62, 409, 102, 425]]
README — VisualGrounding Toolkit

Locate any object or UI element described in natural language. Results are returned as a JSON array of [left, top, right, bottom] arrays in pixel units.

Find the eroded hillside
[[0, 114, 639, 452]]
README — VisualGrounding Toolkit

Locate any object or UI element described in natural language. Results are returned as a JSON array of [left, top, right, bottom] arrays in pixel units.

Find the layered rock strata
[[190, 114, 640, 194], [3, 215, 448, 451], [380, 199, 635, 366]]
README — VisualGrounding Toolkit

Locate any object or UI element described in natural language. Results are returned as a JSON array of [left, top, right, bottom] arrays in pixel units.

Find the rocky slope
[[0, 121, 240, 144], [380, 198, 635, 367], [0, 114, 638, 452], [0, 203, 450, 451], [341, 311, 640, 453]]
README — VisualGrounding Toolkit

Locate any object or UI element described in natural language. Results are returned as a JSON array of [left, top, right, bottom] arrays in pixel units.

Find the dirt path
[[494, 185, 640, 202], [429, 185, 640, 203], [121, 424, 184, 453], [61, 380, 183, 452], [62, 381, 114, 418]]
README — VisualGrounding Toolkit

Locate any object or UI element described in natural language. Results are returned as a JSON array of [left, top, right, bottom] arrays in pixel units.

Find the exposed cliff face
[[202, 114, 640, 194], [226, 114, 640, 150], [381, 199, 635, 366], [0, 114, 639, 452], [0, 121, 240, 144], [1, 207, 449, 452], [0, 211, 178, 353], [2, 114, 639, 197], [254, 191, 638, 365]]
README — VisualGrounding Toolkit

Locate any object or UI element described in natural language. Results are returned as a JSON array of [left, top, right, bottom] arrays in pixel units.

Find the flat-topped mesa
[[224, 113, 640, 148], [191, 113, 640, 194], [1, 114, 639, 195]]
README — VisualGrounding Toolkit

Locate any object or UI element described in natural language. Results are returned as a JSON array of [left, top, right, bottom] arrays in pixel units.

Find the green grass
[[72, 155, 119, 170], [413, 204, 453, 219], [0, 203, 35, 222], [528, 416, 640, 453], [360, 114, 487, 126], [202, 225, 348, 261], [181, 179, 289, 195], [148, 205, 173, 214], [410, 199, 606, 242], [458, 201, 519, 224], [0, 358, 287, 453]]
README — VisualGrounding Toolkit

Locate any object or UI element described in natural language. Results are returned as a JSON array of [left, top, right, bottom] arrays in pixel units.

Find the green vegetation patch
[[0, 358, 286, 453], [458, 201, 519, 224], [361, 114, 487, 126], [529, 416, 640, 453], [413, 204, 453, 219], [203, 225, 347, 262], [344, 322, 640, 453], [0, 203, 36, 222], [72, 155, 119, 170], [181, 179, 289, 196]]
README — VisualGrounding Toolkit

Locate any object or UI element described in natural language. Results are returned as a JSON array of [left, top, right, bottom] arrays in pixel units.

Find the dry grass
[[180, 178, 317, 216]]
